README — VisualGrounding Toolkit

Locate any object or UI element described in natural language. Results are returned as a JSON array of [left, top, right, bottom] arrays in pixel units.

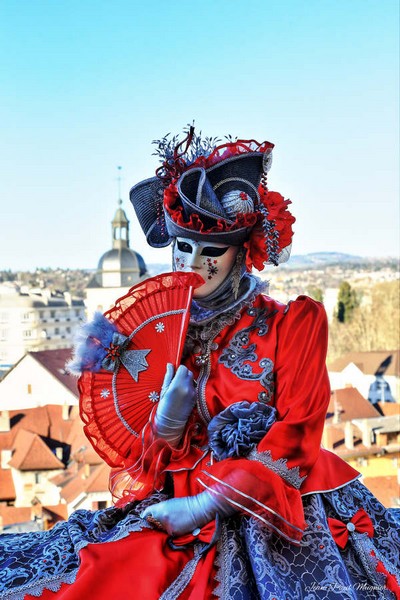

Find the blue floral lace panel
[[213, 479, 400, 599]]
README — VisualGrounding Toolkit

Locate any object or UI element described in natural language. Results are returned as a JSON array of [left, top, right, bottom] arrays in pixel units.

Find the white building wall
[[0, 285, 85, 370], [0, 354, 78, 410], [11, 468, 64, 507], [67, 491, 112, 515], [329, 363, 399, 401], [85, 286, 132, 318]]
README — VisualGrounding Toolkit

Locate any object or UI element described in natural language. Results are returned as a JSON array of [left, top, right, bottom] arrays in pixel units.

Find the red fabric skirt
[[27, 530, 217, 600]]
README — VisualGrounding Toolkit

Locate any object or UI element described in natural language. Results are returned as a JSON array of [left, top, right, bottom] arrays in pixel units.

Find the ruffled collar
[[189, 273, 268, 326]]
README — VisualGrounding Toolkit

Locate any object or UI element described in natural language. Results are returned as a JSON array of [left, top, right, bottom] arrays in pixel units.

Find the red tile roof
[[0, 407, 50, 450], [0, 469, 16, 501], [362, 476, 399, 508], [85, 463, 111, 494], [66, 415, 103, 465], [31, 349, 78, 397], [0, 503, 68, 528], [0, 405, 78, 452], [8, 430, 65, 470], [42, 504, 68, 521], [55, 463, 111, 504], [328, 351, 400, 376], [376, 402, 400, 417], [0, 505, 32, 527], [58, 466, 87, 504], [326, 387, 381, 423], [47, 404, 80, 443]]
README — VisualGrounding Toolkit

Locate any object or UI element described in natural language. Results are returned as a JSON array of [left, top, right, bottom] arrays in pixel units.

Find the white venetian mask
[[173, 237, 239, 298]]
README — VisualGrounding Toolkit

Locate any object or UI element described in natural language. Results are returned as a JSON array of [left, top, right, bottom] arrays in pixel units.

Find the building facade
[[0, 284, 85, 373]]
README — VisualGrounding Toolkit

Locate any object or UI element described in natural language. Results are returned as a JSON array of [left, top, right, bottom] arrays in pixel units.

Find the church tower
[[112, 200, 130, 250], [85, 170, 148, 315]]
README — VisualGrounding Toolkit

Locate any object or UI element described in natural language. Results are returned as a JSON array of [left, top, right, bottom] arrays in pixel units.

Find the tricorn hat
[[129, 127, 295, 269]]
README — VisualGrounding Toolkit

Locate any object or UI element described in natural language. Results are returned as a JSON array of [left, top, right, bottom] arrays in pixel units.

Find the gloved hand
[[140, 490, 235, 536], [154, 364, 196, 446]]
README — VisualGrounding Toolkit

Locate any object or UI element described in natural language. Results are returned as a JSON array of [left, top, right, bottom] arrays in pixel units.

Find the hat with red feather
[[129, 125, 295, 270]]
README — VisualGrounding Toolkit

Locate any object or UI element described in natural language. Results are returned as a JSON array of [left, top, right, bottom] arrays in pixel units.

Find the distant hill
[[146, 253, 397, 273], [283, 252, 362, 269], [278, 252, 396, 270]]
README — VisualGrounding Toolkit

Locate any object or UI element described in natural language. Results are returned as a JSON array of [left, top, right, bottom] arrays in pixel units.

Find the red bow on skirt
[[328, 508, 374, 549]]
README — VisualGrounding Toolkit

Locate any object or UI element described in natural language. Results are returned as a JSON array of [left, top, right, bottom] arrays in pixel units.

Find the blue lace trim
[[247, 448, 306, 489], [0, 494, 165, 599], [218, 306, 277, 403]]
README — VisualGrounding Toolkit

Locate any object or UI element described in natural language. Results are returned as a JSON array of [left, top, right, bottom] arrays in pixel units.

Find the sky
[[1, 0, 399, 271]]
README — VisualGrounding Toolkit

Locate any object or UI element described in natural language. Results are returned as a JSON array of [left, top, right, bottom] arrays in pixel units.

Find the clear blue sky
[[1, 0, 398, 270]]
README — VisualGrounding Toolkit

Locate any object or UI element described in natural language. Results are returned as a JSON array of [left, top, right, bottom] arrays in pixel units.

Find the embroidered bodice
[[112, 291, 359, 543]]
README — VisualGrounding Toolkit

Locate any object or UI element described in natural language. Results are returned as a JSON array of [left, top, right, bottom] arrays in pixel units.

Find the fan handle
[[174, 285, 195, 368]]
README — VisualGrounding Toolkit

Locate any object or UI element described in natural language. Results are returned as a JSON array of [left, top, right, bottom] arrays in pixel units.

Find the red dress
[[9, 291, 398, 598]]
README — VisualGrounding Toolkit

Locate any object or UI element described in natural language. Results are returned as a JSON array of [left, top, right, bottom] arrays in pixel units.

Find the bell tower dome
[[112, 200, 130, 250]]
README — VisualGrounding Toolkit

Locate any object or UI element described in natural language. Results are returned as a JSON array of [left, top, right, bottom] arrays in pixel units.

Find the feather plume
[[66, 312, 119, 375]]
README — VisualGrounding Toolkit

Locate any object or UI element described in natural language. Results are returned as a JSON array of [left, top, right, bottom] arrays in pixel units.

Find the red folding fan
[[77, 271, 203, 467]]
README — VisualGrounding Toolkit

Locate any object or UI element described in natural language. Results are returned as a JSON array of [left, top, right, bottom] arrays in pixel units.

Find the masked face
[[173, 237, 239, 298]]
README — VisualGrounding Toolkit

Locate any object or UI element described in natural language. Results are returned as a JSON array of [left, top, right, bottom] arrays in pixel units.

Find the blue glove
[[140, 490, 235, 536], [154, 364, 196, 446]]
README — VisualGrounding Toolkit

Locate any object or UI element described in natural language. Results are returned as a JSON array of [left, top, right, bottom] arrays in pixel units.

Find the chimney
[[0, 410, 10, 433], [64, 292, 72, 306], [62, 404, 70, 421], [332, 393, 342, 425], [361, 419, 372, 448], [344, 421, 354, 449], [322, 425, 334, 450], [1, 449, 12, 469]]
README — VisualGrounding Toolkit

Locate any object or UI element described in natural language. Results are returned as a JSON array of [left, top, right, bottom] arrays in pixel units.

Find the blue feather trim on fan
[[67, 312, 119, 375]]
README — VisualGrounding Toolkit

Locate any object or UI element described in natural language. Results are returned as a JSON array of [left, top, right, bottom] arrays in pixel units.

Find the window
[[23, 330, 33, 338], [50, 310, 56, 318], [55, 327, 60, 335], [27, 384, 32, 394], [34, 473, 41, 484], [0, 312, 8, 323]]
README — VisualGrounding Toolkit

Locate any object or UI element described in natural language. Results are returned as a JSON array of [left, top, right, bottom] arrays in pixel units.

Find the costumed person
[[0, 127, 399, 600]]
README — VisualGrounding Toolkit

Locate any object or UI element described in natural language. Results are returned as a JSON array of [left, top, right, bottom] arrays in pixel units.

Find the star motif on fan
[[155, 321, 165, 333], [148, 391, 160, 402], [100, 388, 111, 399], [120, 349, 151, 382]]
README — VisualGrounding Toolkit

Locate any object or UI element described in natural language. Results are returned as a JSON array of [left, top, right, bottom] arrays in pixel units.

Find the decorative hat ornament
[[130, 125, 295, 269]]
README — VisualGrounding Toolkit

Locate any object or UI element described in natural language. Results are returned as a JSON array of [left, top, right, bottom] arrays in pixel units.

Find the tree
[[336, 281, 358, 323], [328, 280, 399, 362], [307, 286, 324, 303]]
